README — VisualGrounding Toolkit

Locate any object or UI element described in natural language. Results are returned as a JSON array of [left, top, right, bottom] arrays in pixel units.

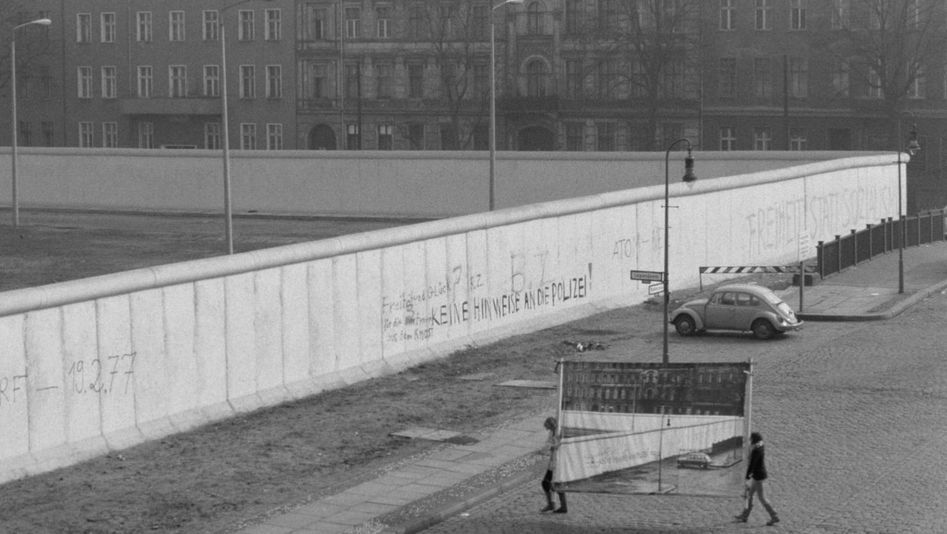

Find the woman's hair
[[750, 432, 763, 444], [544, 416, 557, 431]]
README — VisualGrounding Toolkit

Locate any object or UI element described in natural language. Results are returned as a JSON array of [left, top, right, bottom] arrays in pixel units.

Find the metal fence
[[817, 209, 946, 278]]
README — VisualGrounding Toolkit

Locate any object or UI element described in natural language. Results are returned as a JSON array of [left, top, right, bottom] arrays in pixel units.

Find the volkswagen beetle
[[669, 284, 802, 340]]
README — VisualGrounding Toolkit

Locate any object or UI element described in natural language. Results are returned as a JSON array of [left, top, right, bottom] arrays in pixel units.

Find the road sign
[[648, 282, 665, 295], [630, 270, 664, 282]]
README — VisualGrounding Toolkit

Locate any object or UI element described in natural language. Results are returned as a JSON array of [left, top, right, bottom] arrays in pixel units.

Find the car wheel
[[674, 315, 697, 336], [751, 319, 776, 340]]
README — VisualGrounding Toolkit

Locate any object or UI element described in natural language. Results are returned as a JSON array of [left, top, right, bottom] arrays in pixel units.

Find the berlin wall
[[0, 154, 900, 483]]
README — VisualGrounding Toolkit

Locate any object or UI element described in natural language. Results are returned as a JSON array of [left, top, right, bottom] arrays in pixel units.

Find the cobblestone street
[[422, 292, 947, 533]]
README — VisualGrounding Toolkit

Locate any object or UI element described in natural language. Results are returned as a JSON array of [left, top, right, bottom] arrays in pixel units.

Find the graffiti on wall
[[382, 253, 591, 344], [0, 352, 137, 409]]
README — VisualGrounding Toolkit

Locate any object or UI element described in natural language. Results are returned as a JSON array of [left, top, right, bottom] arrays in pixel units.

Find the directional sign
[[630, 270, 664, 282], [648, 282, 665, 296]]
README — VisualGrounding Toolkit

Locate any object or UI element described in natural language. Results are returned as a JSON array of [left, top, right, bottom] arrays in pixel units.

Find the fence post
[[817, 241, 824, 278], [866, 224, 873, 260], [836, 234, 842, 272], [887, 217, 894, 251], [850, 229, 857, 266]]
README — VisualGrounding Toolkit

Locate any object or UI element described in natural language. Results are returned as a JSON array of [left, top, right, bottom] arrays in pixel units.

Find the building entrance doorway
[[309, 124, 337, 150]]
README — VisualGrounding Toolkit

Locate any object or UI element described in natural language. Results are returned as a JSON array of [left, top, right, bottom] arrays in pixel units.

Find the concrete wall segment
[[0, 154, 903, 484]]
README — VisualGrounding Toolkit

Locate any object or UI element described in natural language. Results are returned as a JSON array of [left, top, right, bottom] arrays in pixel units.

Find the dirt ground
[[0, 210, 791, 533]]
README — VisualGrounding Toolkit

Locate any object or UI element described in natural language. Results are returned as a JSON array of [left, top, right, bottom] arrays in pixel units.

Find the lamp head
[[906, 124, 921, 156], [682, 148, 697, 183], [34, 18, 52, 26]]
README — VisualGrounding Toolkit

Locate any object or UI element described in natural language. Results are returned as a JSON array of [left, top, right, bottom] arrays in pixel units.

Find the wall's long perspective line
[[0, 154, 900, 484]]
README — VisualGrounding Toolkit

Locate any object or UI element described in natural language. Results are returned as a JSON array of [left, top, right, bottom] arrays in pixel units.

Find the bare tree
[[0, 2, 55, 95], [819, 0, 947, 144], [402, 2, 490, 150], [566, 0, 701, 150]]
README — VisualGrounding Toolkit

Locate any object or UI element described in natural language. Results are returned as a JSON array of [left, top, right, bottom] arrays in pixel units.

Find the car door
[[732, 292, 760, 329], [703, 291, 737, 329]]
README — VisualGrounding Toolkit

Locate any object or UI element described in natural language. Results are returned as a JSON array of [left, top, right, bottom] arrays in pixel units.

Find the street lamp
[[9, 17, 52, 228], [663, 139, 697, 364], [489, 0, 523, 211], [897, 124, 921, 294]]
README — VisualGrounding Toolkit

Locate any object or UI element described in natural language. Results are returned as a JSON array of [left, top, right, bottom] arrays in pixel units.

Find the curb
[[383, 456, 544, 534], [796, 278, 947, 322]]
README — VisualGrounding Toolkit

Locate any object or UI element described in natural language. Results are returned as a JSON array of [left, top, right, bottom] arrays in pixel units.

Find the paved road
[[422, 292, 947, 533]]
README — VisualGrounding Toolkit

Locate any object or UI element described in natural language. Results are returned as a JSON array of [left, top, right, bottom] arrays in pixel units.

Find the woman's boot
[[554, 492, 568, 513]]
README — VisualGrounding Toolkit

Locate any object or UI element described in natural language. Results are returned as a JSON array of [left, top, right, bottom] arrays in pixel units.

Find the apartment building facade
[[5, 1, 947, 173]]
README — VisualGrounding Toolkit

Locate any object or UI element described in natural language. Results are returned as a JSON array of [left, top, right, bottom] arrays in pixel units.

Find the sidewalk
[[236, 241, 947, 534]]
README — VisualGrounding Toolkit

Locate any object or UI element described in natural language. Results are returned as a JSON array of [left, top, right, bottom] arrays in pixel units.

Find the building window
[[790, 0, 806, 30], [77, 66, 93, 98], [867, 67, 883, 99], [789, 57, 808, 97], [473, 5, 488, 39], [205, 122, 221, 149], [137, 66, 153, 98], [18, 121, 31, 147], [77, 13, 92, 43], [566, 60, 582, 99], [376, 63, 393, 98], [599, 0, 617, 33], [720, 0, 735, 31], [170, 11, 186, 41], [719, 127, 736, 151], [408, 6, 425, 40], [303, 7, 326, 40], [408, 63, 424, 98], [662, 59, 686, 98], [831, 0, 849, 29], [566, 122, 584, 151], [241, 123, 257, 149], [529, 60, 548, 97], [102, 122, 118, 148], [907, 0, 920, 29], [833, 60, 849, 97], [473, 124, 488, 150], [473, 63, 488, 97], [438, 4, 454, 37], [377, 7, 391, 38], [305, 62, 328, 98], [267, 123, 283, 150], [239, 10, 255, 40], [754, 57, 773, 98], [240, 65, 256, 98], [138, 122, 154, 149], [377, 124, 393, 150], [754, 128, 772, 150], [908, 67, 924, 99], [755, 0, 772, 30], [78, 122, 94, 147], [101, 12, 116, 43], [101, 66, 117, 98], [345, 63, 360, 99], [597, 122, 616, 151], [719, 58, 736, 98], [266, 65, 282, 98], [42, 121, 54, 146], [204, 65, 220, 97], [407, 122, 424, 149], [789, 128, 807, 150], [265, 9, 281, 40], [565, 0, 581, 34], [527, 2, 544, 34], [204, 10, 220, 41], [347, 123, 361, 149], [137, 11, 153, 42], [346, 7, 361, 39], [597, 59, 617, 99], [440, 124, 457, 150], [170, 65, 187, 97]]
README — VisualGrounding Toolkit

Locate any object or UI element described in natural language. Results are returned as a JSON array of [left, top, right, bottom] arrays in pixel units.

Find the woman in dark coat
[[735, 432, 779, 525]]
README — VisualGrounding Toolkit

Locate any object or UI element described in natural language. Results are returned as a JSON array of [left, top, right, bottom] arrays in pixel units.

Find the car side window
[[735, 293, 759, 306], [719, 292, 736, 306]]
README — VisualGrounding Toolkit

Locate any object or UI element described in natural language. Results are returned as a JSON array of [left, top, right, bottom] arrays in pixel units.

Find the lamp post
[[10, 17, 52, 228], [663, 139, 697, 364], [897, 123, 921, 294], [489, 0, 523, 211], [220, 21, 234, 254]]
